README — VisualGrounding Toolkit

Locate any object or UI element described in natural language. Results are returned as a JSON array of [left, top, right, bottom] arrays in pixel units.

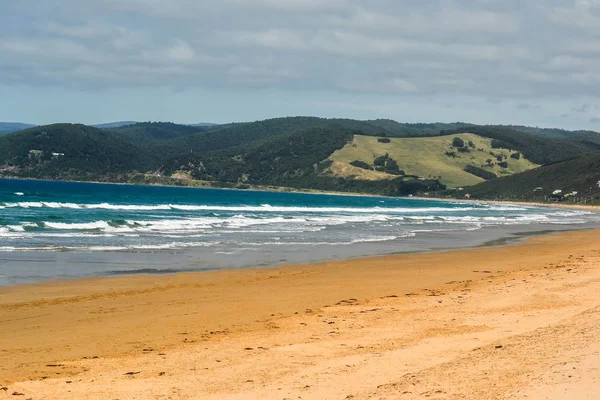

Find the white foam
[[44, 221, 111, 230], [14, 192, 24, 196], [1, 201, 527, 214], [350, 235, 404, 243]]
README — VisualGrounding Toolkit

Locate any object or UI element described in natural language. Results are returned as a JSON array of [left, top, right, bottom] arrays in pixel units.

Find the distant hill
[[0, 122, 36, 135], [461, 151, 600, 204], [108, 122, 205, 141], [440, 125, 600, 165], [160, 125, 445, 196], [93, 121, 138, 129], [506, 125, 599, 139], [366, 120, 472, 137], [0, 124, 158, 180], [95, 121, 217, 129], [2, 117, 600, 199], [187, 122, 218, 127]]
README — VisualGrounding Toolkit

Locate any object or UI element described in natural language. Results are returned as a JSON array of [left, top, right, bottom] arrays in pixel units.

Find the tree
[[452, 137, 465, 148]]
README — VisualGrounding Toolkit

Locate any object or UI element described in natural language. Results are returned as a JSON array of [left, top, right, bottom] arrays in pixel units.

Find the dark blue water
[[1, 178, 599, 285]]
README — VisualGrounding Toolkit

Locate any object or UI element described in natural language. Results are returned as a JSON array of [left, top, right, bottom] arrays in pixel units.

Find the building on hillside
[[28, 150, 42, 159]]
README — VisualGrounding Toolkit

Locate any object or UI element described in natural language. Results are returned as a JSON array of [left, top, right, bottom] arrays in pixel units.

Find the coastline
[[0, 175, 385, 199], [3, 175, 599, 209], [414, 194, 600, 212], [2, 228, 600, 399]]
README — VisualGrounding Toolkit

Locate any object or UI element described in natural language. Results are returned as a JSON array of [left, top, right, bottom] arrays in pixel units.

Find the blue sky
[[2, 0, 600, 129]]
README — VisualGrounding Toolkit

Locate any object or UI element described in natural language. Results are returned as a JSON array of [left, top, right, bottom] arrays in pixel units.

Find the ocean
[[1, 178, 599, 285]]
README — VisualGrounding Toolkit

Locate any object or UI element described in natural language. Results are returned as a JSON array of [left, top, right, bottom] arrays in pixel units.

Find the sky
[[1, 0, 600, 130]]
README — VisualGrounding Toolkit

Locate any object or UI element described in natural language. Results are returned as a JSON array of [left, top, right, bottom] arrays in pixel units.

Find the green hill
[[459, 151, 600, 204], [366, 120, 472, 137], [440, 125, 600, 165], [328, 133, 538, 188], [165, 116, 391, 157], [109, 122, 204, 141], [0, 124, 157, 180], [2, 117, 600, 199], [160, 125, 445, 196]]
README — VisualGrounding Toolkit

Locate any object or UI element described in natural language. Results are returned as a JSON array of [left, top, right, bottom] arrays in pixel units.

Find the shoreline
[[2, 223, 596, 288], [413, 195, 600, 212], [4, 175, 600, 208], [0, 176, 385, 199], [2, 228, 600, 399]]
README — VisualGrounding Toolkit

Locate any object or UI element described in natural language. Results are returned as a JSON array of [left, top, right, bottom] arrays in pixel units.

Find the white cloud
[[1, 0, 600, 102], [166, 40, 195, 62], [225, 0, 349, 11]]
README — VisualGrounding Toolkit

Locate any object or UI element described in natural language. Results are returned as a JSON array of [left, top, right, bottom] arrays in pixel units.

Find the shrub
[[372, 153, 404, 175], [373, 155, 387, 166], [384, 159, 404, 175], [498, 161, 509, 168], [377, 137, 391, 143], [350, 160, 371, 170], [510, 152, 521, 160], [463, 165, 497, 180], [452, 137, 465, 148]]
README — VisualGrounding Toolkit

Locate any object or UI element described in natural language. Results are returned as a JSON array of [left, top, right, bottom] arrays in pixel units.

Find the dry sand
[[1, 230, 599, 399]]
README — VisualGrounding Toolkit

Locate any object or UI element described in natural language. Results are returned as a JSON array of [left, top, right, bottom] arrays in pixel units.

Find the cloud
[[1, 0, 600, 104], [572, 104, 591, 113], [517, 103, 541, 110], [225, 0, 349, 11], [165, 41, 195, 62]]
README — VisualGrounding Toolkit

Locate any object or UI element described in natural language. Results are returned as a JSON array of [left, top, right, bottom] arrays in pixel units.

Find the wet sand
[[1, 229, 599, 399]]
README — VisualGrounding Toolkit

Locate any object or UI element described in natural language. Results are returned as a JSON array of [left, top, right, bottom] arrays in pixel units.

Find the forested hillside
[[0, 124, 157, 180], [108, 122, 203, 141], [460, 151, 600, 204], [440, 125, 600, 165], [1, 117, 600, 199], [160, 125, 444, 196]]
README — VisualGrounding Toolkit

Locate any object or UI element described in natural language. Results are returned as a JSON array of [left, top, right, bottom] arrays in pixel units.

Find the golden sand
[[1, 230, 599, 399]]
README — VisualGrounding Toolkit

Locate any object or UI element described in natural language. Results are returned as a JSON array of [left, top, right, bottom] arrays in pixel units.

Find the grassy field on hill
[[329, 133, 539, 188]]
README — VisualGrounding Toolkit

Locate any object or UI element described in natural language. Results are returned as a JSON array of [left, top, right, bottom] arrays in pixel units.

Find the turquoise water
[[0, 178, 598, 284]]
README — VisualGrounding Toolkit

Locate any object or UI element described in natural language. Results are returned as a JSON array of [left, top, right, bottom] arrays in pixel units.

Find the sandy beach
[[1, 229, 599, 399]]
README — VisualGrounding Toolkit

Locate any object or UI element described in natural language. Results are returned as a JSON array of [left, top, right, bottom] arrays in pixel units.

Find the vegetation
[[3, 117, 600, 199], [373, 154, 403, 175], [350, 160, 372, 170], [108, 122, 203, 141], [366, 120, 472, 137], [329, 133, 537, 188], [463, 165, 497, 180], [0, 124, 157, 179], [458, 151, 600, 204], [161, 125, 441, 196], [452, 137, 465, 148], [440, 125, 600, 165]]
